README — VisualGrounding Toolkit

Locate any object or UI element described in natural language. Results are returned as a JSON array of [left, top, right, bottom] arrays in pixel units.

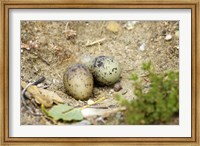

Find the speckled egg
[[80, 54, 95, 71], [63, 64, 93, 100], [92, 56, 121, 85]]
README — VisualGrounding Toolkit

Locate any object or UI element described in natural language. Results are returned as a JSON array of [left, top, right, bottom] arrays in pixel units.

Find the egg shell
[[63, 64, 93, 100], [93, 56, 121, 85], [80, 54, 95, 71]]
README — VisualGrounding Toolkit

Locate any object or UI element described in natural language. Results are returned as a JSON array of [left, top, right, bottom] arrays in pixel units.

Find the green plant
[[117, 61, 179, 125]]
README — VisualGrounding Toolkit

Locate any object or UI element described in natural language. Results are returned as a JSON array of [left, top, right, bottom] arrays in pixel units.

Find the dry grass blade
[[85, 38, 106, 47]]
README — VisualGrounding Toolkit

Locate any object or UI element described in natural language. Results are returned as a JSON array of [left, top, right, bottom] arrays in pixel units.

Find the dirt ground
[[20, 21, 179, 125]]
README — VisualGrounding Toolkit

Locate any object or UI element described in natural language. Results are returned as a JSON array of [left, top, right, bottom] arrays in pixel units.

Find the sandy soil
[[20, 21, 179, 125]]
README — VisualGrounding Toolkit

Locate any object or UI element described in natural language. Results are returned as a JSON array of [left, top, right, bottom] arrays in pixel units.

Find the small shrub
[[117, 61, 179, 124]]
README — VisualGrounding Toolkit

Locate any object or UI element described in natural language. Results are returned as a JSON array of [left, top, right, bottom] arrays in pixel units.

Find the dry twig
[[85, 38, 106, 47]]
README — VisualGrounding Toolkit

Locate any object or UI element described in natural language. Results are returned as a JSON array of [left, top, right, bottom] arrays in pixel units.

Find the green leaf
[[131, 73, 138, 81], [142, 61, 151, 71], [117, 61, 179, 125], [116, 94, 129, 105], [47, 104, 83, 121]]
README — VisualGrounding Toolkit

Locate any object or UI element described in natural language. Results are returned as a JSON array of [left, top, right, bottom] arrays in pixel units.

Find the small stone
[[165, 34, 172, 41], [123, 21, 138, 30], [138, 43, 145, 51], [109, 89, 114, 96], [113, 82, 122, 92], [121, 89, 128, 95], [87, 99, 94, 105], [106, 21, 121, 33]]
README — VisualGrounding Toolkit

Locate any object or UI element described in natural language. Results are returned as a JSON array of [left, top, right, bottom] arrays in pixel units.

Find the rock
[[123, 21, 138, 30], [165, 34, 172, 41], [138, 43, 146, 51], [106, 21, 121, 33], [113, 82, 122, 92], [87, 99, 94, 105], [121, 89, 128, 95]]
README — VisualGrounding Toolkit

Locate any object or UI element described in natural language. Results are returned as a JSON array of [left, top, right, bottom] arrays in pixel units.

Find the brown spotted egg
[[92, 56, 121, 85], [63, 64, 93, 100]]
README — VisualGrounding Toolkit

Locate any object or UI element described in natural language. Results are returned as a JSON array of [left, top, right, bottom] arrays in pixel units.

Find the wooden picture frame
[[0, 0, 199, 145]]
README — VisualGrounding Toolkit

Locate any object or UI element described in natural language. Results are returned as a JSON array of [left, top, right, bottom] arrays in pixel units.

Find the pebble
[[113, 82, 122, 92], [87, 99, 94, 105], [121, 89, 128, 95], [165, 34, 172, 41], [138, 43, 146, 51], [106, 21, 121, 33], [123, 21, 138, 30], [108, 89, 114, 96]]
